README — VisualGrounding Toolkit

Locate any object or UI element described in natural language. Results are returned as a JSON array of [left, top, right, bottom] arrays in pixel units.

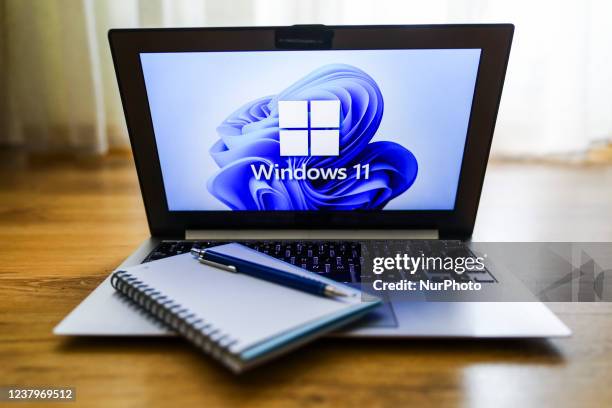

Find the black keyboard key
[[474, 277, 496, 283], [328, 270, 352, 283]]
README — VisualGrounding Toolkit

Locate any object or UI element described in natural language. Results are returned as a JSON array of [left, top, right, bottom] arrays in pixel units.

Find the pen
[[190, 248, 350, 298]]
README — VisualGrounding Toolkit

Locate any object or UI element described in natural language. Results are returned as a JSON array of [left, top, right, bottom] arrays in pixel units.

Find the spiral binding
[[110, 270, 242, 372]]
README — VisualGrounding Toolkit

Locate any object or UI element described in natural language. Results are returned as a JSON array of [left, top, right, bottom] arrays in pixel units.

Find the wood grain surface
[[1, 152, 612, 407]]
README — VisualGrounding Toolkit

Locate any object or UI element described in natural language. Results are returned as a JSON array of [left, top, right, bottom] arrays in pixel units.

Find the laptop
[[55, 24, 570, 338]]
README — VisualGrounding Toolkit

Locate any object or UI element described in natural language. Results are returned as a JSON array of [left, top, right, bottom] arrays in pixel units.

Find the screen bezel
[[109, 24, 513, 239]]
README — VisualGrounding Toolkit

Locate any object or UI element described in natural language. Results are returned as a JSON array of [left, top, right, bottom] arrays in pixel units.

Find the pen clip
[[198, 257, 238, 273]]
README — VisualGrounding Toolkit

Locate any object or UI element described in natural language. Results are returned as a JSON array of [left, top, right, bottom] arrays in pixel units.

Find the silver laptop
[[55, 24, 570, 338]]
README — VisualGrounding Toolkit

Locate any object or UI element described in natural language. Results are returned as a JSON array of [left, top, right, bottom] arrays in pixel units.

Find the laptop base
[[54, 237, 570, 338]]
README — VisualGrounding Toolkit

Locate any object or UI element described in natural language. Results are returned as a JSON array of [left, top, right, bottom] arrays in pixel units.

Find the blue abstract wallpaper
[[140, 49, 480, 211], [208, 64, 418, 210]]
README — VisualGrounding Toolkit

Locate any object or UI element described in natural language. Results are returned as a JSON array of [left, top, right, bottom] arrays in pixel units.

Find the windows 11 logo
[[278, 100, 340, 156]]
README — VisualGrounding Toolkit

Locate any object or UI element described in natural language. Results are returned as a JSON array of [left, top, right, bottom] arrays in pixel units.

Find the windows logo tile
[[278, 100, 340, 156]]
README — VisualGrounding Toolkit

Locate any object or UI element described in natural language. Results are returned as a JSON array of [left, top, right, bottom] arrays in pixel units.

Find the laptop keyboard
[[142, 240, 497, 284]]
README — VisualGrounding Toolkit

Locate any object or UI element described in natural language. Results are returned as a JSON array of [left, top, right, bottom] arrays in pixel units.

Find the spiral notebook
[[110, 243, 380, 373]]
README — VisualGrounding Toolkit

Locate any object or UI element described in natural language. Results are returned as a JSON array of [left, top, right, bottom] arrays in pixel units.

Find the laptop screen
[[140, 49, 481, 212]]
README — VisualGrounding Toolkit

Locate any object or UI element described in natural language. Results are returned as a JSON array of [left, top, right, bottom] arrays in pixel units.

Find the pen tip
[[324, 285, 350, 298]]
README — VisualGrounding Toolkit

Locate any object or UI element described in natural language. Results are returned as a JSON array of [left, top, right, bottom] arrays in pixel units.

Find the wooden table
[[1, 152, 611, 407]]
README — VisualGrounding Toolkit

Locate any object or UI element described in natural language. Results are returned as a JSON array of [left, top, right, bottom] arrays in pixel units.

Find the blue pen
[[190, 247, 349, 298]]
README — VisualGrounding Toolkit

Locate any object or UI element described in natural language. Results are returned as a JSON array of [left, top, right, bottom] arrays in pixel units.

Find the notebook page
[[121, 247, 363, 354]]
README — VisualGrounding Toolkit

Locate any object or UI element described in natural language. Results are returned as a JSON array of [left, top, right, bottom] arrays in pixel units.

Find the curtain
[[1, 0, 611, 157]]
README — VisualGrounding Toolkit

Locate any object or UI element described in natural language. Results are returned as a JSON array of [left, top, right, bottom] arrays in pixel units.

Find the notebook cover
[[111, 243, 380, 372]]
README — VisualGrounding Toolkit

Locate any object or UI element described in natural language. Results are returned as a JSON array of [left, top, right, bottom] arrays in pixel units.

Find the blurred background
[[0, 0, 611, 162]]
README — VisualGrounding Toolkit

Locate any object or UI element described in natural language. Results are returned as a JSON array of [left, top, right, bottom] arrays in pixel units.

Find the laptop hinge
[[185, 229, 439, 240]]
